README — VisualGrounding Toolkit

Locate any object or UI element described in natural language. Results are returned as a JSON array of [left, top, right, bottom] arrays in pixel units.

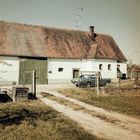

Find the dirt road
[[38, 90, 140, 140]]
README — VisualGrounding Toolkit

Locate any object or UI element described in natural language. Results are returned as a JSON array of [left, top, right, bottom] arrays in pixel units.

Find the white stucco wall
[[0, 56, 127, 85], [0, 56, 19, 85], [48, 59, 88, 83], [117, 62, 127, 74], [47, 58, 127, 84], [93, 59, 118, 79]]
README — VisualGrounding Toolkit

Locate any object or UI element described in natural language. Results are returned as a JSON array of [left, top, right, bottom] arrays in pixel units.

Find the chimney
[[89, 26, 95, 40]]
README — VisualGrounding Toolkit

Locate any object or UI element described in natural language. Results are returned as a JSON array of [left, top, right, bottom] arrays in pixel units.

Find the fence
[[127, 70, 140, 79]]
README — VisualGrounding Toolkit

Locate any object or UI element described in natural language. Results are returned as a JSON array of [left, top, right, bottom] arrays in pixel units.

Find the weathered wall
[[118, 62, 127, 74], [48, 58, 126, 83], [0, 56, 127, 85], [48, 59, 92, 84], [117, 62, 127, 77], [0, 56, 19, 85]]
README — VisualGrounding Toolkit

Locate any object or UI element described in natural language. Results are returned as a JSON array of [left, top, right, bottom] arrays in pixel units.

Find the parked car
[[71, 74, 111, 87]]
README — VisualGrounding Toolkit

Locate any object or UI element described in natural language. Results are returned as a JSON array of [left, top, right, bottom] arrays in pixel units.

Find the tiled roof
[[0, 21, 126, 61]]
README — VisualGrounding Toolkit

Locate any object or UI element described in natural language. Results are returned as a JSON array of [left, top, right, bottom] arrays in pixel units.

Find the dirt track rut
[[38, 91, 140, 140]]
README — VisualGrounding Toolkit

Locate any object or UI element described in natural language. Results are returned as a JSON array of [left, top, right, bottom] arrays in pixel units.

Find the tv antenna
[[72, 7, 84, 30]]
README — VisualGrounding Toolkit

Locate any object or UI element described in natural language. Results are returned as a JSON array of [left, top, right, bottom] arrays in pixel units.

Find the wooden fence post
[[96, 71, 100, 95], [12, 87, 16, 102], [119, 77, 121, 89], [32, 70, 36, 98]]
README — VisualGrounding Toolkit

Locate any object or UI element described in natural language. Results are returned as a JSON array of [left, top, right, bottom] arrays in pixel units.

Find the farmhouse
[[0, 21, 127, 85]]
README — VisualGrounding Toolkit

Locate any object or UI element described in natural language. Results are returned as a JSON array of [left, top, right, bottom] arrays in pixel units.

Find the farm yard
[[0, 79, 140, 140], [0, 0, 140, 139]]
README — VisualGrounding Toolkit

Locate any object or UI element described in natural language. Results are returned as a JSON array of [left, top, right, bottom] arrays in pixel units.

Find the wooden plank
[[13, 86, 29, 102]]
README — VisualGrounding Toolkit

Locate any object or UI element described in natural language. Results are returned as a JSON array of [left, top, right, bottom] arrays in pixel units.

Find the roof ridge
[[0, 20, 113, 37], [0, 20, 86, 33]]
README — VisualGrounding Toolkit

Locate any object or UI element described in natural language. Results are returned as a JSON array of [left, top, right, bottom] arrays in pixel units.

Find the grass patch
[[0, 100, 102, 140], [59, 87, 140, 118]]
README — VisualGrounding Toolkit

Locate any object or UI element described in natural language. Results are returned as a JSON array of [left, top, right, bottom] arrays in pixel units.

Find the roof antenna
[[71, 7, 84, 30], [72, 20, 79, 30]]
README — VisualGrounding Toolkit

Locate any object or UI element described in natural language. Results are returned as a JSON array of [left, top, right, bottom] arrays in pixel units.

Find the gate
[[19, 58, 48, 85]]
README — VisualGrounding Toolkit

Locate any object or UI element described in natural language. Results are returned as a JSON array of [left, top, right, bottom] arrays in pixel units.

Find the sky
[[0, 0, 140, 64]]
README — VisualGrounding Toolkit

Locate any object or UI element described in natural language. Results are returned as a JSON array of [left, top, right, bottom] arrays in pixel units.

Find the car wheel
[[75, 83, 78, 87], [76, 83, 80, 87], [104, 82, 106, 86], [86, 82, 91, 88]]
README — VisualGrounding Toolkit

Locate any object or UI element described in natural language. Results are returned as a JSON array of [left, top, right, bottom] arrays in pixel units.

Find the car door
[[90, 75, 96, 86]]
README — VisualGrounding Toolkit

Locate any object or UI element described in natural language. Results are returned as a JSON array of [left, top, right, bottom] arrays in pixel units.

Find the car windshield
[[79, 75, 89, 79], [79, 74, 96, 79]]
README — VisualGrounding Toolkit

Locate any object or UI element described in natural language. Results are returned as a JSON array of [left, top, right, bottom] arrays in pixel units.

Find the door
[[19, 58, 48, 85], [73, 69, 79, 78], [90, 75, 96, 86]]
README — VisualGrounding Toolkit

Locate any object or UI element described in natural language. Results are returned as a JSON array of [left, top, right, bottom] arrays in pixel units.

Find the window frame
[[108, 64, 111, 70], [58, 68, 64, 72], [99, 64, 103, 70]]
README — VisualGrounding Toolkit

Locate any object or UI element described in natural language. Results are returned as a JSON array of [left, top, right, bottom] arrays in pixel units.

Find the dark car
[[71, 74, 111, 87]]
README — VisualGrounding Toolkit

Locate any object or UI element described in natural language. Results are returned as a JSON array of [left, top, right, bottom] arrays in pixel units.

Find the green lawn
[[0, 100, 102, 140]]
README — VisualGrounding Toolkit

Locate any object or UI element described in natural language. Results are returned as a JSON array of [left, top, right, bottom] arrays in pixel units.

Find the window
[[117, 65, 120, 72], [48, 70, 52, 74], [117, 64, 120, 69], [91, 75, 96, 79], [83, 75, 89, 79], [99, 64, 103, 70], [73, 69, 79, 78], [108, 64, 111, 70], [117, 65, 121, 78], [58, 68, 63, 72]]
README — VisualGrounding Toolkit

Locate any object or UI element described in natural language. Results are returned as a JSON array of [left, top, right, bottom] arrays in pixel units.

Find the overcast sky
[[0, 0, 140, 64]]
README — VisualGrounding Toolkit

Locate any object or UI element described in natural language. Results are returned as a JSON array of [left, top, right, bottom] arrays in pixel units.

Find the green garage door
[[19, 58, 48, 85]]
